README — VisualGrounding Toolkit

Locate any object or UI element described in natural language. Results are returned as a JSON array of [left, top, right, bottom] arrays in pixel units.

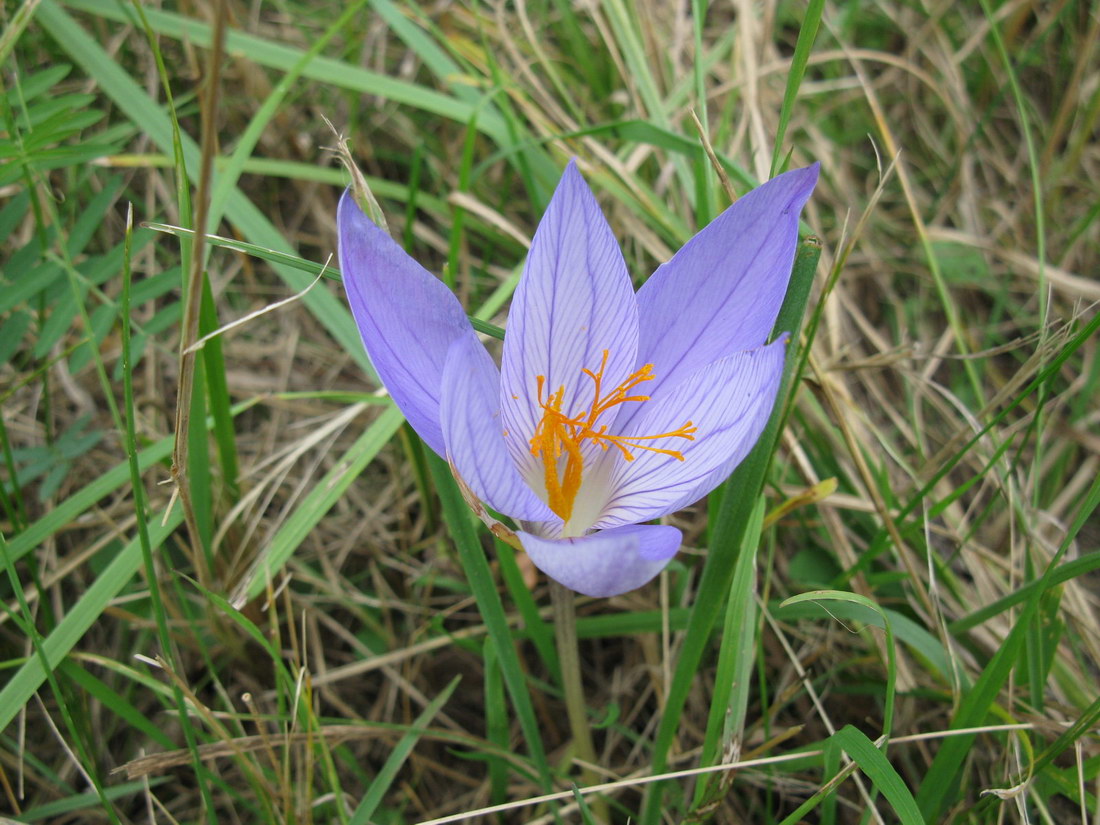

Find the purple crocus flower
[[338, 159, 818, 597]]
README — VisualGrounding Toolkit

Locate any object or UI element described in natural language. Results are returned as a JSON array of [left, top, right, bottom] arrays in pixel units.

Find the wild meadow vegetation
[[2, 0, 1099, 822]]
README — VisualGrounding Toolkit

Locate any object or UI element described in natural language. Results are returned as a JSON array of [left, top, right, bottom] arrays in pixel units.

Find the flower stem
[[550, 581, 607, 817]]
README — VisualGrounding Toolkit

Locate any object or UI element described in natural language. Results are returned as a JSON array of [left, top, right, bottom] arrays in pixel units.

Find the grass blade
[[348, 676, 460, 824], [0, 510, 183, 734], [230, 405, 405, 605], [641, 238, 821, 823], [833, 726, 923, 825], [427, 452, 553, 793], [769, 0, 825, 178], [34, 0, 372, 372], [693, 496, 765, 808]]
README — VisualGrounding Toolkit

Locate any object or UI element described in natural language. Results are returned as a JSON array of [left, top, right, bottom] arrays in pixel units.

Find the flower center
[[528, 350, 697, 523]]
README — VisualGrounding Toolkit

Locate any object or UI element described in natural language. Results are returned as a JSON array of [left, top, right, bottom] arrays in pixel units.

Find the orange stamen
[[529, 350, 696, 522]]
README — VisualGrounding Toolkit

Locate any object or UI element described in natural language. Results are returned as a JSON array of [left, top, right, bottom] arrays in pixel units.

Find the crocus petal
[[500, 160, 640, 481], [339, 190, 474, 456], [517, 523, 682, 597], [440, 336, 556, 521], [593, 338, 787, 529], [627, 164, 817, 423]]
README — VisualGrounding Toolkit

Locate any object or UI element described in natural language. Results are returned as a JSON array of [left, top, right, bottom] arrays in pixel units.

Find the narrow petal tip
[[777, 161, 820, 211], [632, 160, 818, 392], [338, 189, 475, 457]]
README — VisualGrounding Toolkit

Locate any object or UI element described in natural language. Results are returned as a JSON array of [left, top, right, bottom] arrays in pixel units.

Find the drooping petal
[[440, 335, 556, 521], [500, 160, 640, 481], [627, 164, 817, 423], [593, 338, 787, 529], [517, 523, 682, 597], [339, 191, 478, 456]]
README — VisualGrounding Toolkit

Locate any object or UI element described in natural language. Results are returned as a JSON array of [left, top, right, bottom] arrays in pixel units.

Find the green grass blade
[[694, 496, 765, 807], [15, 778, 169, 823], [482, 638, 511, 805], [948, 551, 1100, 635], [691, 0, 714, 225], [0, 510, 183, 734], [144, 223, 508, 343], [598, 0, 692, 194], [58, 656, 170, 739], [916, 468, 1100, 820], [495, 538, 560, 682], [0, 538, 122, 824], [121, 205, 218, 818], [185, 353, 214, 561], [60, 0, 560, 187], [833, 725, 923, 825], [427, 451, 553, 793], [348, 675, 460, 825], [205, 0, 371, 229], [781, 591, 897, 742], [769, 0, 825, 177], [230, 404, 405, 605], [34, 0, 372, 372], [641, 238, 821, 823], [4, 400, 258, 568], [0, 0, 42, 64], [862, 310, 1100, 580], [199, 278, 239, 498], [775, 600, 953, 687]]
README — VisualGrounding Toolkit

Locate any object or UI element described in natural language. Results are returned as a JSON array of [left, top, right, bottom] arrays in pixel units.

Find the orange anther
[[529, 350, 696, 522]]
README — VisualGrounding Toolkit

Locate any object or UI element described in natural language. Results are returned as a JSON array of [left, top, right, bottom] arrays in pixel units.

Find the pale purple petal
[[440, 336, 555, 521], [593, 338, 787, 529], [500, 160, 640, 483], [518, 523, 682, 597], [626, 164, 817, 426], [338, 190, 474, 456]]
